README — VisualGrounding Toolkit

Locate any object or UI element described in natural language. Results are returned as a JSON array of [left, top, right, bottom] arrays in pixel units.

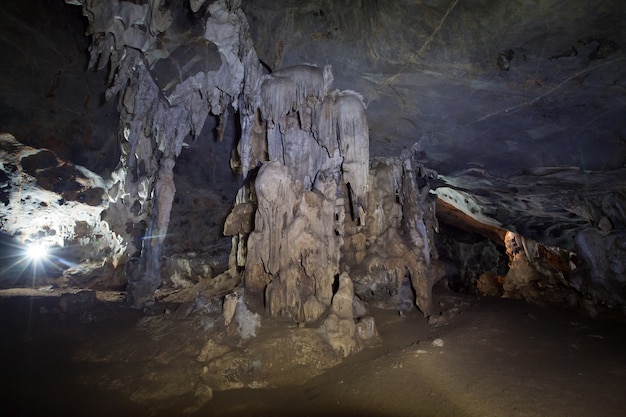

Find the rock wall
[[0, 133, 125, 286], [573, 229, 626, 308]]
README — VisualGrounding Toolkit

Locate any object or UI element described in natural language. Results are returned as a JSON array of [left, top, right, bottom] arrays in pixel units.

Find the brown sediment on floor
[[1, 289, 625, 417]]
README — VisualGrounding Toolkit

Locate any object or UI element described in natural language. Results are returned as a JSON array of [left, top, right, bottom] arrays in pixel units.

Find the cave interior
[[1, 1, 625, 416]]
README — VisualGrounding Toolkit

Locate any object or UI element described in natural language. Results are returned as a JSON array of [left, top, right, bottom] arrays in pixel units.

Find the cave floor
[[1, 288, 625, 417]]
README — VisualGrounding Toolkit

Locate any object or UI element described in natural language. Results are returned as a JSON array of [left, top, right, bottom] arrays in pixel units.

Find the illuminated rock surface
[[0, 0, 625, 414]]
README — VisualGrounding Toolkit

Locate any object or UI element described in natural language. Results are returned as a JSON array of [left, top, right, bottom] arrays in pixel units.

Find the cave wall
[[0, 0, 623, 317], [0, 133, 125, 288]]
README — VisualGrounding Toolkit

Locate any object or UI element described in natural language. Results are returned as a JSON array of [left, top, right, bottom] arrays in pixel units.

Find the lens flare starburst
[[25, 242, 49, 262], [0, 239, 67, 287]]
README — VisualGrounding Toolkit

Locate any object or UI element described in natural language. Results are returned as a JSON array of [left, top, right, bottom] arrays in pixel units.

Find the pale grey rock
[[235, 296, 261, 340], [432, 338, 445, 348], [356, 316, 379, 342], [222, 292, 238, 326], [574, 229, 626, 306], [163, 252, 214, 288]]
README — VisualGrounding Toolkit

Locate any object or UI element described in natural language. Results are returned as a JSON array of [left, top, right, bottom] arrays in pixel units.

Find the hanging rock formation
[[61, 0, 443, 320], [66, 0, 266, 306]]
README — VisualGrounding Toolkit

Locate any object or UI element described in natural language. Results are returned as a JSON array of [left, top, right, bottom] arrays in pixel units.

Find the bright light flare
[[25, 242, 49, 261], [0, 240, 59, 286]]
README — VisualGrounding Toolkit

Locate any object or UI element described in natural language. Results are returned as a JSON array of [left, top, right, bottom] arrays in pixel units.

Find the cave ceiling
[[242, 0, 626, 250], [1, 0, 625, 252]]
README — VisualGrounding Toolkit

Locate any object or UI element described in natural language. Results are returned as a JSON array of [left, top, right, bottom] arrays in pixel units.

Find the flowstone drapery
[[71, 0, 441, 320], [69, 0, 266, 306], [343, 148, 440, 318], [226, 63, 370, 324]]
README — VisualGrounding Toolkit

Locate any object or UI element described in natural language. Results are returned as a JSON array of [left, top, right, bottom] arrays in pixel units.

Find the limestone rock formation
[[573, 229, 626, 307], [3, 6, 626, 413], [242, 161, 344, 323], [501, 232, 574, 302], [0, 133, 124, 286], [1, 0, 620, 325], [221, 60, 372, 323], [345, 148, 440, 317], [63, 0, 267, 306], [321, 272, 361, 357]]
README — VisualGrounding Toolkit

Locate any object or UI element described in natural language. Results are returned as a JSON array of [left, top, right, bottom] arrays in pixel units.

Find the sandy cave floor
[[1, 287, 626, 417]]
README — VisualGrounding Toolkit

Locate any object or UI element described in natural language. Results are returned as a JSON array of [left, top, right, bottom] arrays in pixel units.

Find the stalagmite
[[321, 272, 360, 357], [228, 60, 382, 324], [69, 0, 441, 324], [344, 148, 440, 318], [244, 162, 342, 323]]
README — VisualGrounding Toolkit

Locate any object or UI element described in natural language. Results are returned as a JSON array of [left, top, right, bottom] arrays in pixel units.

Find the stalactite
[[335, 91, 370, 220], [260, 64, 330, 123], [69, 0, 266, 306]]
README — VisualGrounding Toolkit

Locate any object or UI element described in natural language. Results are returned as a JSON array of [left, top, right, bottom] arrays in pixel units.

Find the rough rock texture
[[162, 252, 213, 288], [2, 4, 626, 410], [345, 148, 440, 317], [243, 0, 626, 249], [573, 229, 626, 307], [201, 328, 341, 391], [0, 133, 125, 286], [2, 0, 625, 316], [436, 223, 509, 295], [501, 231, 578, 303], [61, 0, 266, 306], [222, 61, 371, 323], [321, 272, 361, 357], [227, 62, 441, 322], [244, 161, 343, 323], [71, 303, 342, 414]]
